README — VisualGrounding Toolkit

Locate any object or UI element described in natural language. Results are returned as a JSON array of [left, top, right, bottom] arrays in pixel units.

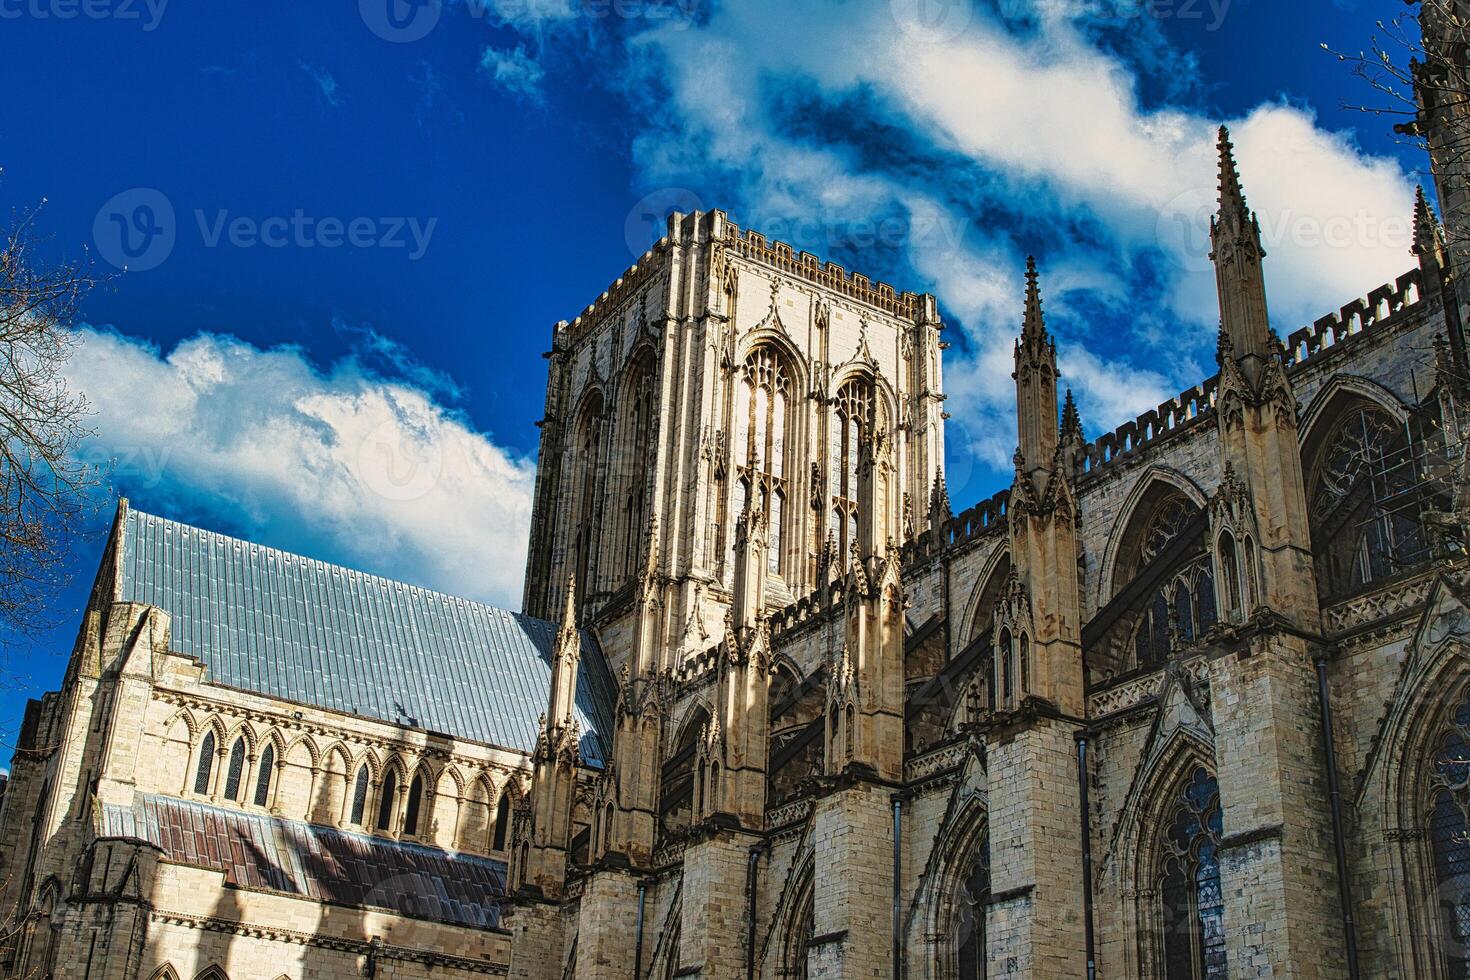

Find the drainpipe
[[1315, 656, 1361, 979], [634, 878, 647, 979], [1076, 733, 1097, 980], [747, 840, 767, 980], [892, 795, 904, 980]]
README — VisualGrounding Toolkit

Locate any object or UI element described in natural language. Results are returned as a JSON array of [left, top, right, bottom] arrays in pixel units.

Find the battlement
[[1283, 267, 1424, 367], [556, 209, 937, 346], [720, 218, 931, 321], [1069, 265, 1429, 483]]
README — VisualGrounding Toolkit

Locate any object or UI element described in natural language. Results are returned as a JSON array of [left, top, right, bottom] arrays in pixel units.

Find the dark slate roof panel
[[118, 508, 612, 765], [100, 795, 506, 930]]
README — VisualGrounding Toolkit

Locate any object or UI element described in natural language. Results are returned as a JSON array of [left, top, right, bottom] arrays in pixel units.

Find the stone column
[[677, 826, 758, 978], [1210, 632, 1346, 979], [984, 716, 1087, 979], [808, 779, 895, 978]]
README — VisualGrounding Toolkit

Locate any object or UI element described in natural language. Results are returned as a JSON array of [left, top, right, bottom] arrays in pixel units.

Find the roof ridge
[[124, 506, 543, 624]]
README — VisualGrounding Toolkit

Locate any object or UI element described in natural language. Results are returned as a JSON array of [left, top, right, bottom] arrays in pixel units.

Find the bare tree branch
[[0, 192, 103, 649]]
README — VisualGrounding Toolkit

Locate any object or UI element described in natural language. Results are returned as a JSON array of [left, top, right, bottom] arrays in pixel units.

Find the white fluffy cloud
[[604, 1, 1420, 479], [67, 328, 536, 608]]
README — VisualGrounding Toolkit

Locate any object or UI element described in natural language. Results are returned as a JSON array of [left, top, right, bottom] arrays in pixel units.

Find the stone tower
[[515, 209, 946, 976]]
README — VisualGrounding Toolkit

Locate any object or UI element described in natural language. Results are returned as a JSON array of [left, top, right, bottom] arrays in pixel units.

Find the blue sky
[[0, 0, 1428, 751]]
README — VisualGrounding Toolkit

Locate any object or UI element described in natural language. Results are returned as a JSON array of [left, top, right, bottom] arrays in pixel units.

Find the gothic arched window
[[404, 774, 425, 836], [735, 347, 792, 577], [955, 836, 991, 979], [493, 793, 512, 851], [572, 391, 606, 598], [222, 737, 247, 802], [622, 356, 656, 581], [1130, 498, 1217, 668], [194, 731, 215, 796], [1158, 767, 1228, 979], [1310, 403, 1431, 598], [1429, 692, 1470, 975], [253, 743, 275, 807], [349, 765, 370, 825], [831, 378, 875, 559], [377, 769, 399, 832]]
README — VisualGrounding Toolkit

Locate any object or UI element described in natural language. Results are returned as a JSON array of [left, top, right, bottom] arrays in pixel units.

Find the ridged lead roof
[[117, 507, 612, 766]]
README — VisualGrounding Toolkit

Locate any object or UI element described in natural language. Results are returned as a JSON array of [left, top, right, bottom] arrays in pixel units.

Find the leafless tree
[[1326, 2, 1470, 216], [0, 198, 100, 650]]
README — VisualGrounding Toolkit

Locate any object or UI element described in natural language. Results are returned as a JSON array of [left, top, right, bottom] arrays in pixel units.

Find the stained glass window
[[1131, 499, 1218, 668], [493, 794, 511, 851], [1311, 404, 1435, 597], [350, 765, 370, 825], [956, 836, 991, 979], [377, 769, 398, 831], [253, 743, 275, 807], [194, 731, 215, 796], [1159, 767, 1228, 979], [1430, 692, 1470, 976], [223, 738, 246, 801], [404, 774, 424, 836]]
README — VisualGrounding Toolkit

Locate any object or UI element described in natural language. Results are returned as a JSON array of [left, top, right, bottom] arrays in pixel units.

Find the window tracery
[[954, 836, 991, 979], [1130, 499, 1217, 668], [622, 359, 656, 582], [1310, 404, 1435, 597], [1158, 767, 1228, 980], [735, 348, 792, 577], [572, 392, 606, 599], [831, 378, 875, 560], [1429, 691, 1470, 976]]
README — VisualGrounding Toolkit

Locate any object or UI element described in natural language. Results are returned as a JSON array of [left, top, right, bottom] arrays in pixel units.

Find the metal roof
[[100, 794, 507, 930], [117, 507, 612, 765]]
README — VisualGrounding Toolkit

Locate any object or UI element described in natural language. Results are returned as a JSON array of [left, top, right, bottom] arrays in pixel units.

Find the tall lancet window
[[621, 355, 656, 581], [572, 391, 605, 597], [1158, 767, 1228, 980], [735, 347, 791, 576], [831, 377, 875, 560], [955, 835, 991, 979], [1429, 690, 1470, 976]]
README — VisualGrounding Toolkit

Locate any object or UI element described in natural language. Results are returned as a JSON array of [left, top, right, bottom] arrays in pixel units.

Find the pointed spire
[[929, 469, 952, 522], [1060, 389, 1083, 440], [1216, 126, 1249, 221], [1415, 184, 1448, 259], [1022, 256, 1047, 343], [559, 576, 579, 645]]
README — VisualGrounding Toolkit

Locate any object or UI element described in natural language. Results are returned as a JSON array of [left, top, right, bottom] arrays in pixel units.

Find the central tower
[[523, 210, 946, 668]]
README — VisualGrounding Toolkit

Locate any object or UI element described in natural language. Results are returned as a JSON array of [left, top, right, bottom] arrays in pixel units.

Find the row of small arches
[[168, 711, 518, 855]]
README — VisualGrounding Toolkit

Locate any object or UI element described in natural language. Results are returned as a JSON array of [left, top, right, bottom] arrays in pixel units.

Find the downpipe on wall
[[893, 794, 904, 980], [634, 878, 647, 979], [747, 839, 768, 980], [1076, 731, 1097, 980], [1315, 655, 1361, 980]]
